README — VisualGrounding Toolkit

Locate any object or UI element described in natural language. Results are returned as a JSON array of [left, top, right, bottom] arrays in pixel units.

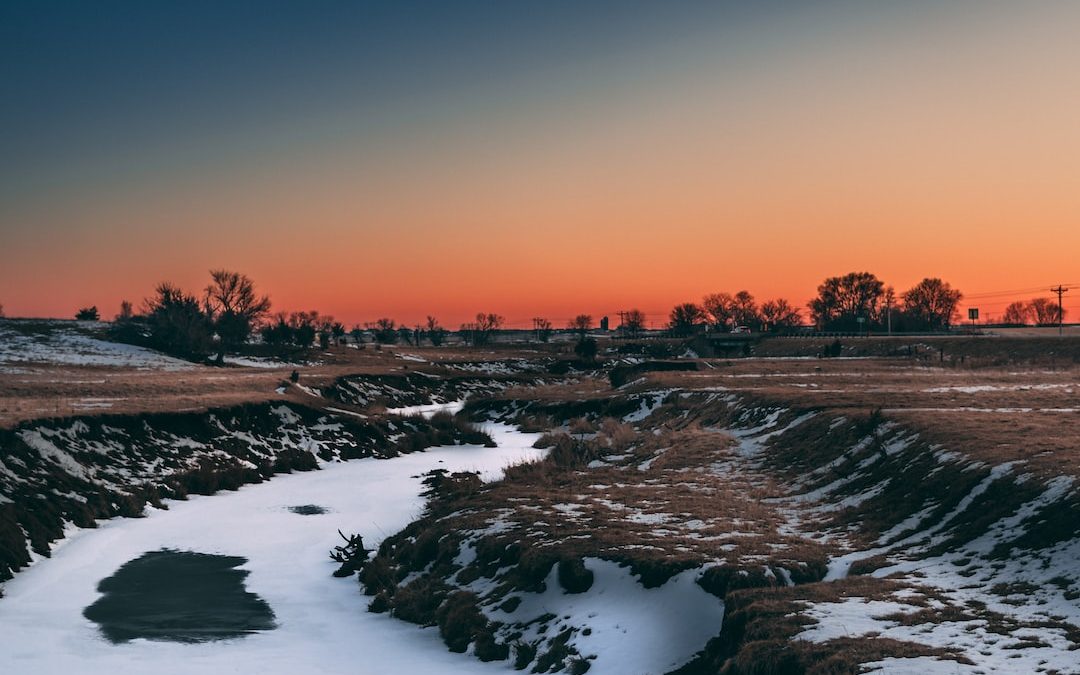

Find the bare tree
[[1003, 301, 1031, 325], [568, 314, 593, 339], [883, 286, 896, 333], [425, 316, 447, 346], [315, 315, 336, 349], [288, 311, 321, 348], [115, 300, 134, 322], [702, 293, 735, 330], [371, 318, 397, 344], [620, 309, 646, 338], [669, 303, 705, 337], [533, 318, 553, 343], [1029, 298, 1065, 325], [759, 299, 801, 332], [471, 313, 504, 346], [902, 278, 962, 330], [731, 290, 758, 329], [809, 272, 885, 331], [203, 270, 271, 361]]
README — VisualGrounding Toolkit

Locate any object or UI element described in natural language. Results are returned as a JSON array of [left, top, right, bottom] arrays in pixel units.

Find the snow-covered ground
[[221, 355, 297, 369], [387, 401, 466, 417], [0, 416, 545, 675], [491, 559, 724, 674], [0, 321, 192, 370]]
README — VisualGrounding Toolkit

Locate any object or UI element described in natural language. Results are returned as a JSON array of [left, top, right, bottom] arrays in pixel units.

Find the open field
[[0, 319, 569, 428], [646, 355, 1080, 477]]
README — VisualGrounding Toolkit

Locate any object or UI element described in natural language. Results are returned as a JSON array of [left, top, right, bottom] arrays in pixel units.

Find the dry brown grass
[[382, 420, 830, 591], [644, 359, 1080, 478], [0, 342, 568, 428]]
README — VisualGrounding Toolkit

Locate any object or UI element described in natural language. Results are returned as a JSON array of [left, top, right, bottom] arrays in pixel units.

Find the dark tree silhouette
[[902, 278, 962, 330], [261, 312, 293, 345], [533, 318, 553, 343], [76, 306, 100, 321], [731, 291, 758, 329], [1029, 298, 1065, 325], [809, 272, 885, 331], [115, 301, 133, 322], [372, 318, 397, 344], [702, 293, 735, 331], [669, 303, 705, 337], [331, 322, 346, 345], [568, 314, 593, 339], [620, 309, 646, 338], [469, 313, 504, 346], [574, 336, 598, 361], [1002, 301, 1031, 325], [425, 316, 447, 346], [759, 299, 802, 332], [143, 283, 213, 358], [288, 311, 321, 348], [203, 270, 271, 361]]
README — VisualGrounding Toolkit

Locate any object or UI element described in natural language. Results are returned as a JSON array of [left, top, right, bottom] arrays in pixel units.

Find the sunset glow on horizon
[[3, 1, 1080, 327]]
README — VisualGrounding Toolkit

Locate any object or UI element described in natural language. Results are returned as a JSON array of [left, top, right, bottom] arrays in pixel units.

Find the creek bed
[[0, 408, 542, 674]]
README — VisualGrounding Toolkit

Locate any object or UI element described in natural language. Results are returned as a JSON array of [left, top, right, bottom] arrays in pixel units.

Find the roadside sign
[[968, 308, 979, 321]]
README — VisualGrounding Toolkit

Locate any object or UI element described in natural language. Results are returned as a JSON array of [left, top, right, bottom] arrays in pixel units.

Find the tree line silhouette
[[29, 268, 1068, 364], [666, 272, 1067, 334]]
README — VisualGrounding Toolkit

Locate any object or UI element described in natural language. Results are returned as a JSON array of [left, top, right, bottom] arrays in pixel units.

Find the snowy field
[[0, 321, 192, 370], [0, 419, 545, 675]]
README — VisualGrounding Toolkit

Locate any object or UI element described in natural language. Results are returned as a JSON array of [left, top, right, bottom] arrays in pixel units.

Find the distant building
[[599, 316, 609, 331]]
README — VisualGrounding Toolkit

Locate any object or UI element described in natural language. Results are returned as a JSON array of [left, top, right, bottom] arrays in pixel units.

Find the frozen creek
[[0, 407, 545, 675]]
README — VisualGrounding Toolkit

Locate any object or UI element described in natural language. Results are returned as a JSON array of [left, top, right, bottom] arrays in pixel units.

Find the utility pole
[[1051, 286, 1069, 335], [884, 286, 895, 336]]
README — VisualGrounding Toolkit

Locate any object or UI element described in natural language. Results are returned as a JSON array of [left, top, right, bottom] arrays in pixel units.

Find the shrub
[[391, 576, 446, 626], [436, 591, 489, 653], [599, 418, 636, 451], [574, 337, 598, 362], [557, 558, 594, 594], [75, 306, 99, 321]]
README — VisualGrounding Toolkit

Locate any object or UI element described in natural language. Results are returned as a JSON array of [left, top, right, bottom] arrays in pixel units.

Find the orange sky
[[2, 3, 1079, 327]]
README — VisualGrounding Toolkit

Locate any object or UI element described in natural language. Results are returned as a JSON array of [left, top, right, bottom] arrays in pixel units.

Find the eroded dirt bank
[[0, 373, 502, 583], [352, 387, 1080, 674]]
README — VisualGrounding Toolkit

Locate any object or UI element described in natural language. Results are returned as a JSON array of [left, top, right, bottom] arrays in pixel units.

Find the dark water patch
[[288, 504, 328, 515], [83, 549, 276, 643]]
